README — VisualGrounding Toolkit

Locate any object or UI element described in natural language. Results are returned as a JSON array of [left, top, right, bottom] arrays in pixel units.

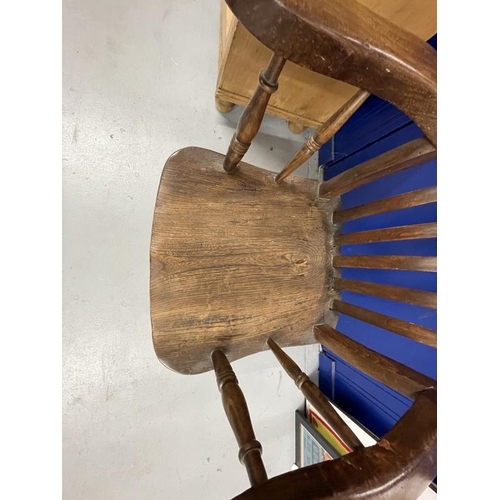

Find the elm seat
[[150, 147, 336, 375]]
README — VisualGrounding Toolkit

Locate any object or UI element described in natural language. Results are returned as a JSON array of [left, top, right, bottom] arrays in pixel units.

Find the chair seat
[[150, 147, 335, 374]]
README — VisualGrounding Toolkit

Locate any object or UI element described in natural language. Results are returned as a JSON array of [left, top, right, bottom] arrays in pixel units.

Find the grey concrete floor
[[62, 1, 321, 499]]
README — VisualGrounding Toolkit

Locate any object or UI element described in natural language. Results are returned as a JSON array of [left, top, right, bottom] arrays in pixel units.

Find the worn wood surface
[[333, 255, 437, 272], [275, 90, 369, 183], [336, 222, 437, 245], [332, 300, 436, 347], [320, 138, 437, 198], [224, 53, 286, 172], [217, 0, 436, 130], [150, 147, 335, 374], [334, 278, 437, 309], [333, 186, 437, 223], [314, 325, 436, 398], [232, 389, 437, 500], [267, 338, 363, 451], [212, 350, 268, 486], [225, 0, 437, 145]]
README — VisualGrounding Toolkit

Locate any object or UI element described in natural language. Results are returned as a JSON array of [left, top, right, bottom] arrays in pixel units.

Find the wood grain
[[314, 325, 436, 397], [217, 1, 436, 130], [150, 147, 335, 374], [226, 0, 437, 145], [336, 222, 436, 245], [334, 278, 436, 309], [224, 53, 286, 172], [212, 350, 267, 487], [231, 389, 437, 500], [333, 186, 437, 223], [332, 300, 436, 347], [319, 138, 436, 198], [333, 255, 437, 272], [267, 338, 363, 451], [275, 90, 369, 183]]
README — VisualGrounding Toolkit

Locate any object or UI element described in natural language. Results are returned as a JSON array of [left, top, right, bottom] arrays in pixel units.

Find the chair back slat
[[319, 138, 436, 198], [332, 300, 436, 347], [333, 186, 437, 223], [333, 255, 436, 272], [314, 325, 435, 398], [335, 222, 436, 245], [334, 278, 436, 309]]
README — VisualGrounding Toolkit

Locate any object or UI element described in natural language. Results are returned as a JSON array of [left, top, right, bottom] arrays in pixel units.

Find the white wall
[[62, 1, 320, 498]]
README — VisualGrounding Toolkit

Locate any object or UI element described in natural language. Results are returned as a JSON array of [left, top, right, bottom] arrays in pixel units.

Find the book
[[295, 410, 341, 468], [305, 399, 377, 455]]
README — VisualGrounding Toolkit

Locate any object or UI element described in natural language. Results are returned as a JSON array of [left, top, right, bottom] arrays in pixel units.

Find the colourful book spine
[[307, 406, 352, 456]]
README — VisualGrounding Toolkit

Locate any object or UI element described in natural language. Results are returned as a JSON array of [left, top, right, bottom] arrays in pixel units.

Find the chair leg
[[212, 350, 268, 487], [223, 53, 286, 172]]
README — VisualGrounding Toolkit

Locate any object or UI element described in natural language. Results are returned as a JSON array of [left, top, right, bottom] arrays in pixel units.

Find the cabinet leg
[[215, 97, 235, 114], [287, 121, 306, 134]]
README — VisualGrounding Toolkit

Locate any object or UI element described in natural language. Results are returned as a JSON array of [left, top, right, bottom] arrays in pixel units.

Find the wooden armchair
[[150, 0, 437, 498]]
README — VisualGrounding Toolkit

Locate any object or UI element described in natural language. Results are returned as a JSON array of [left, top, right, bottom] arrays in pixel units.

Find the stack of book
[[295, 399, 376, 467]]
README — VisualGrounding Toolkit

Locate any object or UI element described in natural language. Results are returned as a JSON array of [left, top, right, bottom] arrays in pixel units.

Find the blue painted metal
[[322, 347, 412, 438], [318, 97, 412, 169], [318, 352, 336, 402], [317, 35, 437, 436]]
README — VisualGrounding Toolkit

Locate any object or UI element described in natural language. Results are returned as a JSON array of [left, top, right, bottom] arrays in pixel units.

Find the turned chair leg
[[223, 53, 286, 172], [212, 350, 268, 487]]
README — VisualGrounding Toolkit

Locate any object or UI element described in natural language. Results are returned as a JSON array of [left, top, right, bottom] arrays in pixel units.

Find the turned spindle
[[275, 90, 369, 183], [211, 350, 268, 486], [223, 53, 286, 172], [267, 338, 363, 451]]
